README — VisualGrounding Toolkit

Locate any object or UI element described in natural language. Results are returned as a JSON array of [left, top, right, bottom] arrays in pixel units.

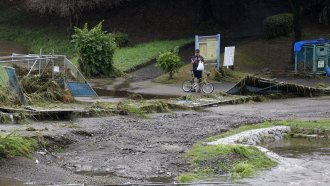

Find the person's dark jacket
[[191, 56, 205, 70]]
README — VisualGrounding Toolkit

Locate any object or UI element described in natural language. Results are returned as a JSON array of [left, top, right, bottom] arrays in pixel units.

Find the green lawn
[[0, 26, 74, 56], [0, 25, 193, 74], [113, 39, 193, 72]]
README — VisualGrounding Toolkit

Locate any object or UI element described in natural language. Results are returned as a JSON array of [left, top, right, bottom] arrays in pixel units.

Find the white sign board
[[224, 47, 235, 68], [318, 60, 325, 68], [53, 66, 60, 73]]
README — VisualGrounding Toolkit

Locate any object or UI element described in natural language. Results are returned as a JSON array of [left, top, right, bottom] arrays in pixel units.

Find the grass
[[113, 39, 193, 72], [179, 119, 330, 183], [0, 26, 74, 56], [234, 37, 291, 72], [206, 120, 330, 142], [215, 69, 247, 83], [88, 99, 180, 118], [0, 133, 37, 158], [0, 26, 192, 74], [0, 3, 193, 73], [179, 144, 277, 182]]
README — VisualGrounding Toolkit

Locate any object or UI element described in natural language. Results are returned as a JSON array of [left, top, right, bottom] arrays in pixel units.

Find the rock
[[26, 127, 37, 131], [166, 172, 172, 176], [37, 151, 47, 155]]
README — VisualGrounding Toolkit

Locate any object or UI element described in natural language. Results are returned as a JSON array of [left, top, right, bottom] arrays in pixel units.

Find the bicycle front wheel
[[202, 83, 214, 94], [182, 80, 193, 92]]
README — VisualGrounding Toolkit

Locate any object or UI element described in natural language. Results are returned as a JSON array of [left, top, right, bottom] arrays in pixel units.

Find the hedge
[[263, 13, 293, 39]]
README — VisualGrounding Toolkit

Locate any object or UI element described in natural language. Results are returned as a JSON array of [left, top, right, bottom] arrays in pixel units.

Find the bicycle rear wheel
[[182, 80, 193, 92], [202, 83, 214, 94]]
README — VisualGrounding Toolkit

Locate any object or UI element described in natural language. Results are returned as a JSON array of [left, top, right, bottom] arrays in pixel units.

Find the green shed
[[294, 39, 330, 74]]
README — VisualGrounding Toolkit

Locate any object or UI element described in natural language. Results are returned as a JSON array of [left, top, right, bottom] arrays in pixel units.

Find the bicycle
[[182, 70, 214, 94]]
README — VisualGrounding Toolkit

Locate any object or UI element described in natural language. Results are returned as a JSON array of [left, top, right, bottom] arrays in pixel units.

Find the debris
[[227, 75, 330, 97]]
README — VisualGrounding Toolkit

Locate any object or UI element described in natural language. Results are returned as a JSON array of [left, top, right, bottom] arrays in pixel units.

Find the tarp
[[66, 82, 98, 97], [4, 67, 27, 105], [294, 38, 329, 53]]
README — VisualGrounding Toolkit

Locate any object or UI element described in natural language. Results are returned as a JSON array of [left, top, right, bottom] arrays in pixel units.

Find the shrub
[[156, 47, 182, 79], [72, 21, 116, 77], [112, 32, 130, 48], [263, 13, 293, 39]]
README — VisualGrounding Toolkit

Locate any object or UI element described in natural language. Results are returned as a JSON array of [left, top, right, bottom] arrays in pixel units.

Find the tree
[[289, 0, 330, 41], [289, 0, 304, 42], [22, 0, 130, 31], [288, 0, 329, 65], [319, 0, 330, 25], [156, 48, 182, 80]]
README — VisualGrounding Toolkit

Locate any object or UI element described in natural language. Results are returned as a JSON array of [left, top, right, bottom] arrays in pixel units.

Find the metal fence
[[0, 53, 97, 100], [0, 54, 88, 84]]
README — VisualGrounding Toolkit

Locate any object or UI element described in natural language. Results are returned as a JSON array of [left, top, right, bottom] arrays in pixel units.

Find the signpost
[[195, 34, 221, 70], [224, 46, 236, 69]]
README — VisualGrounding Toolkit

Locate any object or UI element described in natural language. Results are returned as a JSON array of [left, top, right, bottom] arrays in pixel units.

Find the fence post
[[217, 34, 221, 71]]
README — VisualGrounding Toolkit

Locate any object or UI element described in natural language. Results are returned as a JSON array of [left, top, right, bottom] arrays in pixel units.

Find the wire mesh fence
[[0, 53, 96, 104], [0, 54, 87, 83], [296, 47, 315, 73]]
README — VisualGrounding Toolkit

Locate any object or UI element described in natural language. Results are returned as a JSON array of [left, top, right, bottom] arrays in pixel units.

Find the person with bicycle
[[191, 49, 204, 92]]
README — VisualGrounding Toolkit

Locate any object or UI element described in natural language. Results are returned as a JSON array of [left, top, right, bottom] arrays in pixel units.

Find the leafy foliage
[[72, 21, 117, 77], [156, 47, 182, 79], [263, 13, 293, 39], [112, 32, 130, 48]]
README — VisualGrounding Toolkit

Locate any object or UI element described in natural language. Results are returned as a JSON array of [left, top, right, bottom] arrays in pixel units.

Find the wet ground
[[195, 138, 330, 186], [1, 97, 330, 185], [89, 78, 235, 101], [248, 138, 330, 186]]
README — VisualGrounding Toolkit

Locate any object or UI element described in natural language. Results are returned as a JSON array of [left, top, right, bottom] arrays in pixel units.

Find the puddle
[[75, 170, 115, 177], [147, 176, 174, 184], [0, 177, 24, 186], [242, 138, 330, 186]]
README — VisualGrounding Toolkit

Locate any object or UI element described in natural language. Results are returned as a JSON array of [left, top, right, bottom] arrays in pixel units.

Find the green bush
[[156, 47, 182, 79], [112, 32, 130, 48], [263, 13, 293, 39], [72, 21, 117, 77]]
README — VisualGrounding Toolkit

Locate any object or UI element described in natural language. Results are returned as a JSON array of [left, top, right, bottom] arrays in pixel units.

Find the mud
[[1, 97, 330, 185]]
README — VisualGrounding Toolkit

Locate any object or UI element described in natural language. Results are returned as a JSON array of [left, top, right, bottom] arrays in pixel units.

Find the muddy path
[[1, 97, 330, 185]]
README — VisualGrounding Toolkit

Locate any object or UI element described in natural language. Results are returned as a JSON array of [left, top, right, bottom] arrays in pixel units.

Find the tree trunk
[[292, 7, 302, 42], [68, 0, 82, 35], [195, 0, 203, 25], [195, 0, 219, 25], [68, 8, 82, 35], [289, 0, 303, 69], [169, 71, 174, 80]]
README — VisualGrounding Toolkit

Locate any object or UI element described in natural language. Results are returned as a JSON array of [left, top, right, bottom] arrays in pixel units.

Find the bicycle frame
[[191, 70, 211, 84]]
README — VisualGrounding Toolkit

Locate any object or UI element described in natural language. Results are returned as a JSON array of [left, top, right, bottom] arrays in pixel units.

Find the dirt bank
[[1, 97, 330, 185]]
